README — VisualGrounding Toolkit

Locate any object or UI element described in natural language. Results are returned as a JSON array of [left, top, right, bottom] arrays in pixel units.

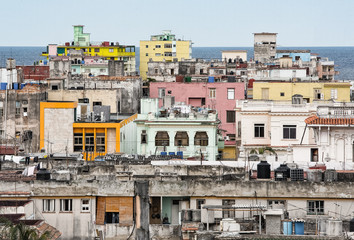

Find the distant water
[[1, 46, 353, 80]]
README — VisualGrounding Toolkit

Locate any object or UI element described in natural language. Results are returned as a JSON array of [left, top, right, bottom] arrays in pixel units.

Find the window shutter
[[96, 197, 106, 225]]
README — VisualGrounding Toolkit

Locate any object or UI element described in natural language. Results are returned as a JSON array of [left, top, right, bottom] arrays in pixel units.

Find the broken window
[[105, 212, 119, 224], [194, 132, 208, 146], [60, 199, 72, 212], [155, 131, 169, 146], [174, 131, 189, 146]]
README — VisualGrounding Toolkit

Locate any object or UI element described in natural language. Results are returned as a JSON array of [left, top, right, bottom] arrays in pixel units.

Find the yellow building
[[40, 101, 137, 161], [42, 25, 136, 75], [253, 82, 351, 102], [140, 30, 192, 80]]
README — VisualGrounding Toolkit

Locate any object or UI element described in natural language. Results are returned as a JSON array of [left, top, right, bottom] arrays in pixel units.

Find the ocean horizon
[[0, 46, 353, 80]]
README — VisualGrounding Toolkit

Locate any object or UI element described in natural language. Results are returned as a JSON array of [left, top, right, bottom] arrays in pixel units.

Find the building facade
[[140, 30, 192, 80]]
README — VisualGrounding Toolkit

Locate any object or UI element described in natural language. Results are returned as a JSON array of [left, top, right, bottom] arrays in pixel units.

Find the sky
[[1, 0, 353, 47]]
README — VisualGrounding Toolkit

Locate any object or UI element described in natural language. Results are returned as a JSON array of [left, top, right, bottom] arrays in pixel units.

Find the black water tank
[[36, 168, 51, 180], [275, 164, 291, 181], [350, 218, 354, 232], [257, 161, 271, 179]]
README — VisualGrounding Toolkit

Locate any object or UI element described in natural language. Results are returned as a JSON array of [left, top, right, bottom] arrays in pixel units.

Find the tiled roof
[[305, 115, 354, 125]]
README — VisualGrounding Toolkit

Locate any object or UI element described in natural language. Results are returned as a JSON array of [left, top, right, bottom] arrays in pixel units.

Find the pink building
[[149, 82, 245, 148]]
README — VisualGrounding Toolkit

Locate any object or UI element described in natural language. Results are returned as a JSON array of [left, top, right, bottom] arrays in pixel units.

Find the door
[[171, 200, 180, 225], [262, 88, 269, 100]]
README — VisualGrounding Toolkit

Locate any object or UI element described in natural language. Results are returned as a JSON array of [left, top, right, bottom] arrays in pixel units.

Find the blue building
[[276, 50, 311, 62]]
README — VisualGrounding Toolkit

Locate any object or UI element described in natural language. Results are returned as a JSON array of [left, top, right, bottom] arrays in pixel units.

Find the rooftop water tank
[[275, 164, 290, 181], [36, 168, 51, 180], [257, 161, 271, 179]]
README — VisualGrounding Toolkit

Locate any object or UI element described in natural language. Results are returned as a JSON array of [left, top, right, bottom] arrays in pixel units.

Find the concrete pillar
[[135, 181, 149, 240]]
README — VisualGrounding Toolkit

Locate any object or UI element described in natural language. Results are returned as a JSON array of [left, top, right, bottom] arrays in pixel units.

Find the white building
[[293, 105, 354, 169], [134, 98, 221, 161], [235, 100, 318, 161]]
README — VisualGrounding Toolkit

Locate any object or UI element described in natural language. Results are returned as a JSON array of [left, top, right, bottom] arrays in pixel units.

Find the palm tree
[[0, 220, 49, 240]]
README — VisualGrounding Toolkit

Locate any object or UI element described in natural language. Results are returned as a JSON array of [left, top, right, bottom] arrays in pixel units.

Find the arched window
[[194, 132, 208, 146], [175, 131, 189, 146], [155, 131, 169, 146]]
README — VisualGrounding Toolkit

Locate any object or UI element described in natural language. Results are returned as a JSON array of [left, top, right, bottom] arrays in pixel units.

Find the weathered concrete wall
[[108, 60, 124, 77], [0, 85, 47, 153]]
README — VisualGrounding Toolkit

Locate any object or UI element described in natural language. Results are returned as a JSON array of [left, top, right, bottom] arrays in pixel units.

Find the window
[[96, 133, 105, 152], [145, 45, 148, 48], [109, 48, 114, 53], [331, 89, 338, 99], [158, 88, 165, 98], [209, 88, 216, 99], [237, 121, 241, 138], [43, 199, 55, 212], [154, 68, 159, 74], [307, 200, 324, 215], [292, 94, 303, 104], [227, 134, 236, 141], [94, 48, 100, 52], [174, 131, 189, 146], [222, 199, 235, 219], [93, 101, 102, 106], [194, 132, 208, 146], [155, 45, 161, 48], [164, 52, 172, 56], [155, 131, 169, 146], [60, 199, 72, 212], [254, 124, 265, 138], [100, 69, 106, 73], [283, 125, 296, 139], [141, 130, 147, 144], [0, 101, 3, 117], [280, 92, 285, 97], [155, 53, 161, 57], [145, 53, 149, 56], [164, 43, 172, 48], [105, 212, 119, 224], [226, 111, 235, 123], [51, 85, 59, 90], [85, 133, 94, 151], [74, 133, 83, 152], [81, 199, 90, 212], [196, 199, 205, 210], [15, 101, 21, 115], [268, 200, 286, 210], [295, 56, 300, 60], [227, 88, 235, 99], [314, 89, 322, 99]]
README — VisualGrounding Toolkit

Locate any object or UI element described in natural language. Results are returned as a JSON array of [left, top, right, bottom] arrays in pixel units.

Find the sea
[[0, 46, 353, 80]]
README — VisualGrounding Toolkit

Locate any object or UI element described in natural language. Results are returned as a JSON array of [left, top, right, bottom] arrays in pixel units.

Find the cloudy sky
[[1, 0, 353, 47]]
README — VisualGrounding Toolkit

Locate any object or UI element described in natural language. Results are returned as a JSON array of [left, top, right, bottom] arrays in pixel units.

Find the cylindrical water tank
[[257, 161, 271, 179], [283, 221, 292, 235], [294, 221, 304, 235]]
